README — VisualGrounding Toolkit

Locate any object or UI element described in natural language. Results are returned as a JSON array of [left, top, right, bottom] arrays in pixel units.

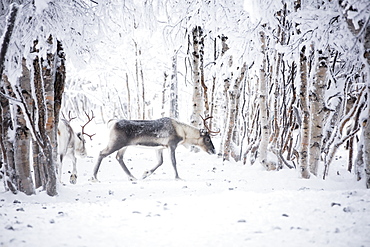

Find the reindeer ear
[[200, 129, 207, 136]]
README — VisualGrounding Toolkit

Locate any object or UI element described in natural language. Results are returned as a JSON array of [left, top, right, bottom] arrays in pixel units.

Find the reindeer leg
[[90, 155, 104, 182], [58, 154, 63, 184], [116, 147, 136, 181], [91, 148, 114, 182], [142, 149, 163, 179], [169, 146, 181, 180], [70, 154, 77, 184]]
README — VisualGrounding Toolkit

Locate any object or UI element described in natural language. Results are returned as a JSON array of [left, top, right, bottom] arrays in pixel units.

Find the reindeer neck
[[172, 119, 201, 146]]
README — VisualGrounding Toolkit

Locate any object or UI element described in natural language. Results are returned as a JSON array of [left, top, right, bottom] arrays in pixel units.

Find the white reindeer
[[57, 111, 95, 184]]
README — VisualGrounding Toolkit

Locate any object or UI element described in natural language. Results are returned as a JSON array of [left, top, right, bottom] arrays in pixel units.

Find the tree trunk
[[223, 63, 247, 161], [44, 35, 57, 162], [0, 4, 18, 193], [308, 49, 328, 176], [170, 51, 179, 119], [190, 26, 204, 129], [363, 25, 370, 188], [0, 76, 17, 194], [218, 35, 232, 157], [364, 99, 370, 188], [32, 38, 58, 196], [140, 54, 145, 119], [161, 72, 168, 118], [14, 58, 35, 195], [270, 52, 282, 154], [299, 45, 310, 179], [209, 37, 217, 130], [258, 30, 275, 170], [126, 73, 131, 119], [134, 41, 142, 119], [33, 139, 45, 189], [198, 27, 209, 117], [43, 36, 59, 196], [361, 13, 370, 188], [54, 40, 66, 130], [14, 119, 33, 194]]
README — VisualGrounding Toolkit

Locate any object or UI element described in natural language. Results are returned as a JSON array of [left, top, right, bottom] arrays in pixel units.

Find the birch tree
[[308, 49, 328, 176], [258, 30, 275, 170], [13, 58, 34, 195], [298, 45, 310, 179], [170, 50, 179, 119], [222, 63, 247, 161], [190, 26, 204, 129]]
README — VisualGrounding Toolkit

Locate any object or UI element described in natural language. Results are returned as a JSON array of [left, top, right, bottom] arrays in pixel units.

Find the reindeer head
[[199, 129, 216, 154], [75, 132, 87, 157], [199, 115, 220, 155], [74, 110, 96, 158]]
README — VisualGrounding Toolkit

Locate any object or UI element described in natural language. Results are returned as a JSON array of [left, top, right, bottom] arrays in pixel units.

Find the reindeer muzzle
[[208, 148, 216, 155]]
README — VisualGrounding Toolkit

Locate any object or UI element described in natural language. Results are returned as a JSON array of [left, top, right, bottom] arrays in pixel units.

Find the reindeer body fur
[[92, 117, 216, 181], [57, 119, 87, 184]]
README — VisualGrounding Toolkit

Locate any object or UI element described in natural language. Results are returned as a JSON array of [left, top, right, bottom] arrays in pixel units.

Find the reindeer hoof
[[142, 171, 151, 179], [70, 174, 77, 184], [88, 177, 100, 183], [128, 176, 137, 181]]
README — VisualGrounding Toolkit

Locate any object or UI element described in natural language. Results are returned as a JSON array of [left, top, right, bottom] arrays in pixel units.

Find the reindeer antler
[[81, 110, 96, 140], [62, 111, 77, 122], [200, 115, 220, 135]]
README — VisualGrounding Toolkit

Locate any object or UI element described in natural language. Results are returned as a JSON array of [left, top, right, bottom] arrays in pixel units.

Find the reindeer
[[57, 111, 95, 184], [91, 116, 219, 181]]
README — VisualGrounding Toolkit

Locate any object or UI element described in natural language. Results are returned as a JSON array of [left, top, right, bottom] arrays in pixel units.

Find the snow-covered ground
[[1, 125, 370, 247]]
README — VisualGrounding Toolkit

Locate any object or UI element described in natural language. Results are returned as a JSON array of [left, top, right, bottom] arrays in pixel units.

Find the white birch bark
[[190, 26, 203, 129], [134, 41, 142, 119], [223, 63, 246, 161], [299, 45, 310, 179], [218, 35, 231, 157], [198, 27, 209, 117], [308, 50, 328, 176], [125, 73, 131, 119], [161, 72, 168, 118], [361, 14, 370, 188], [258, 31, 275, 170], [170, 52, 179, 119]]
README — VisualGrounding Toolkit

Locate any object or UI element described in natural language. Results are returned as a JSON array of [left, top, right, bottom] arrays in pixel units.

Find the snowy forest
[[0, 0, 369, 197]]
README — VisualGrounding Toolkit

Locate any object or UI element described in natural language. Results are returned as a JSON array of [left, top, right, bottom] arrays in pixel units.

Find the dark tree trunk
[[13, 58, 35, 195], [0, 5, 19, 193], [0, 77, 17, 194]]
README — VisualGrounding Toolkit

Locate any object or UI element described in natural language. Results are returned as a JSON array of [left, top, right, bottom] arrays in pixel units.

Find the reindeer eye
[[205, 137, 210, 143]]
